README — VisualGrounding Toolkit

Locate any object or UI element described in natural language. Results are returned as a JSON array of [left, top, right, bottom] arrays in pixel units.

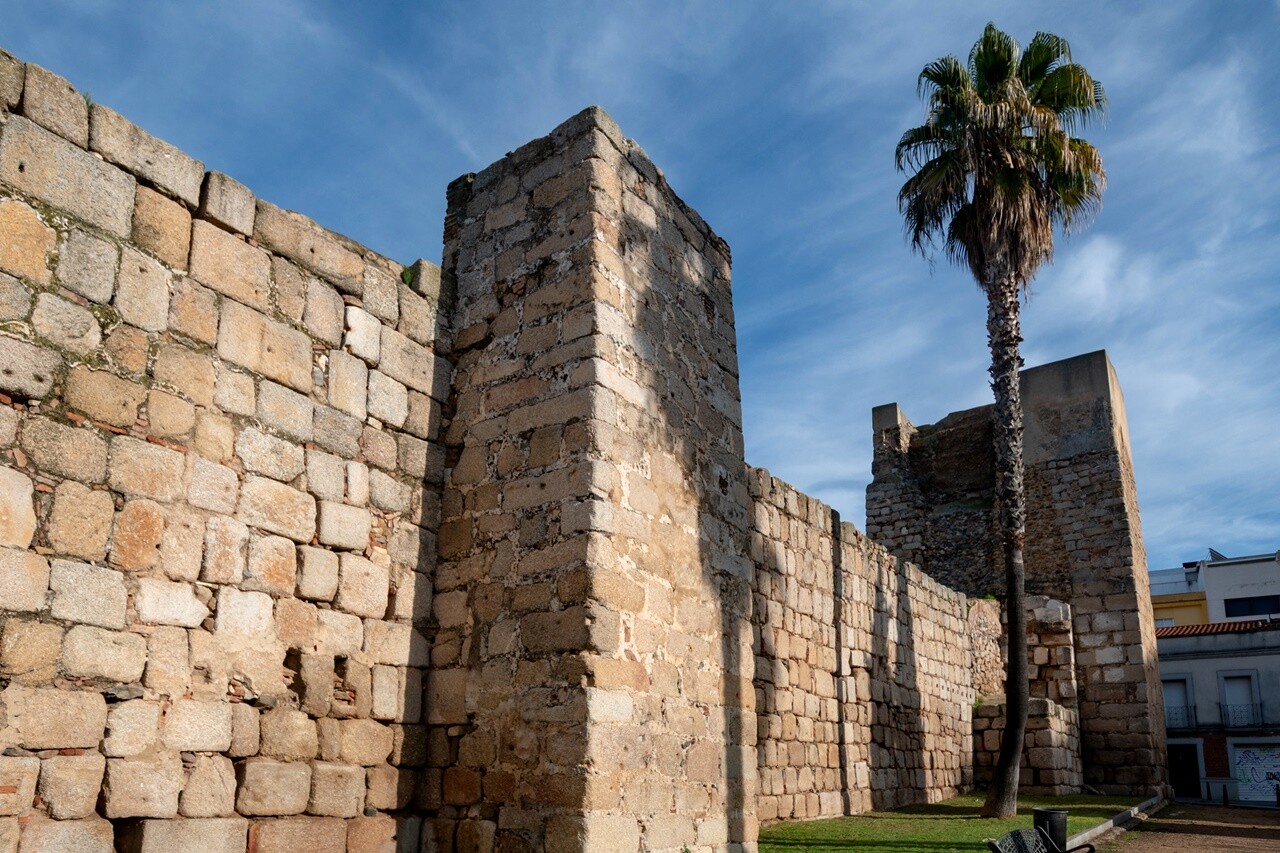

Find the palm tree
[[895, 23, 1106, 818]]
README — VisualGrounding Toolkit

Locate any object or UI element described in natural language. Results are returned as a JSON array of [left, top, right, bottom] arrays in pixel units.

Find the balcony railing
[[1220, 703, 1262, 727], [1165, 705, 1197, 729]]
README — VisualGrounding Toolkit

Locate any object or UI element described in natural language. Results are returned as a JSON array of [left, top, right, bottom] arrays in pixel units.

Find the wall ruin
[[867, 351, 1168, 795]]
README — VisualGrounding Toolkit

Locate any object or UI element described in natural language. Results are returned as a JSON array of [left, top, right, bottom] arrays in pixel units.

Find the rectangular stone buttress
[[433, 107, 757, 850]]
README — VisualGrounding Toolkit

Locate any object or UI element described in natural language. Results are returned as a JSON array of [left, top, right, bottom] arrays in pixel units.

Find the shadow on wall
[[608, 138, 755, 846]]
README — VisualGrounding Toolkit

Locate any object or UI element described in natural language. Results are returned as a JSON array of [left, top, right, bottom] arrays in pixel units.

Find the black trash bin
[[1033, 807, 1069, 851]]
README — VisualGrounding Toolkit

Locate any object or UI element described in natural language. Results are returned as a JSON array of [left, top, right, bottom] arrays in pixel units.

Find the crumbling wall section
[[0, 49, 450, 852]]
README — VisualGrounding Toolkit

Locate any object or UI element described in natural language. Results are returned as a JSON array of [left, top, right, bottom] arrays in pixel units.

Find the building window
[[1219, 671, 1261, 727], [1162, 676, 1196, 729], [1223, 595, 1280, 618], [1155, 617, 1175, 627]]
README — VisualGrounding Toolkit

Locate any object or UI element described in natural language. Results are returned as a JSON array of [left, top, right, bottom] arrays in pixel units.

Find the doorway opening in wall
[[1166, 738, 1205, 801]]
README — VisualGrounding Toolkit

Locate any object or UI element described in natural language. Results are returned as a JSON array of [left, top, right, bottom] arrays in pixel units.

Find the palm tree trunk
[[981, 272, 1029, 820]]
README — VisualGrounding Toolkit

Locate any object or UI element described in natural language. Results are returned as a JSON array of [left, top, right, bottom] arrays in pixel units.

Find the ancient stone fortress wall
[[867, 351, 1168, 795], [0, 49, 450, 851], [429, 106, 756, 851], [750, 469, 975, 824]]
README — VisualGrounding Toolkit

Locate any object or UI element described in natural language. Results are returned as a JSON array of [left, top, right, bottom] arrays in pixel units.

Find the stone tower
[[867, 351, 1168, 795]]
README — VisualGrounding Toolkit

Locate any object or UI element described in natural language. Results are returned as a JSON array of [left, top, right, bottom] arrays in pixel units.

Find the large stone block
[[109, 498, 164, 570], [190, 219, 271, 311], [338, 719, 394, 766], [31, 292, 100, 353], [235, 758, 311, 816], [345, 814, 397, 853], [148, 388, 197, 439], [179, 755, 237, 818], [307, 761, 365, 817], [0, 272, 31, 321], [0, 337, 61, 401], [245, 535, 298, 597], [109, 436, 185, 501], [239, 476, 317, 543], [365, 764, 414, 811], [230, 703, 260, 758], [103, 753, 183, 818], [17, 688, 107, 749], [145, 626, 190, 697], [251, 816, 347, 852], [0, 755, 38, 816], [57, 228, 116, 302], [38, 753, 105, 820], [199, 171, 256, 236], [379, 327, 445, 398], [258, 381, 315, 443], [254, 201, 364, 292], [189, 457, 240, 514], [318, 501, 371, 552], [154, 342, 217, 406], [118, 817, 248, 853], [203, 516, 249, 584], [49, 559, 126, 628], [19, 417, 106, 481], [0, 472, 38, 552], [260, 707, 318, 762], [214, 586, 274, 636], [236, 430, 303, 485], [46, 481, 113, 561], [327, 350, 368, 420], [21, 63, 87, 145], [158, 503, 205, 582], [0, 115, 134, 237], [344, 306, 381, 364], [297, 546, 339, 601], [60, 625, 147, 682], [336, 554, 389, 619], [163, 699, 233, 752], [135, 577, 208, 627], [134, 184, 192, 270], [305, 278, 345, 346], [114, 246, 170, 332], [13, 814, 113, 853], [103, 699, 161, 757], [0, 618, 62, 684], [0, 199, 54, 285], [217, 300, 313, 394], [66, 365, 145, 428], [89, 103, 204, 205]]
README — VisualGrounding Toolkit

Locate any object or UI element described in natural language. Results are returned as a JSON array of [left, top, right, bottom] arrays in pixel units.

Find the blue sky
[[6, 1, 1279, 571]]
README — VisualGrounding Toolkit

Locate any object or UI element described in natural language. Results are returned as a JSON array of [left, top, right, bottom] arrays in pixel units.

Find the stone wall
[[0, 49, 450, 851], [429, 107, 755, 851], [866, 351, 1168, 795], [750, 469, 975, 824], [974, 699, 1082, 795], [0, 43, 1171, 852]]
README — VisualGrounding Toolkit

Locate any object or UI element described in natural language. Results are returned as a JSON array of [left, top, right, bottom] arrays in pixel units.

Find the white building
[[1154, 550, 1280, 804]]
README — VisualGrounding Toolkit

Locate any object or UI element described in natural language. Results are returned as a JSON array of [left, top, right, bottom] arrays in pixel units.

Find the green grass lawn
[[759, 794, 1144, 852]]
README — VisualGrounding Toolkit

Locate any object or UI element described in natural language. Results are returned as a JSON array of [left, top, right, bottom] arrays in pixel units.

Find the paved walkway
[[1097, 802, 1280, 852]]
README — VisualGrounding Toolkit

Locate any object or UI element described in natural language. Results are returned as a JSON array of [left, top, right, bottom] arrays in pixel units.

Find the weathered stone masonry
[[0, 45, 1166, 853], [0, 49, 449, 852], [867, 352, 1168, 795]]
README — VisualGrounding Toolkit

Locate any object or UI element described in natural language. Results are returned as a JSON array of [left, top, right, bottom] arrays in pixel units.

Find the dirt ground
[[1096, 802, 1280, 852]]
